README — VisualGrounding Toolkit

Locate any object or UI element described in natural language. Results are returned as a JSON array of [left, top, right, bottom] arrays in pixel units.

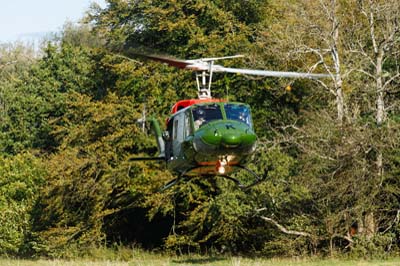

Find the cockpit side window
[[192, 104, 223, 130], [224, 104, 252, 126]]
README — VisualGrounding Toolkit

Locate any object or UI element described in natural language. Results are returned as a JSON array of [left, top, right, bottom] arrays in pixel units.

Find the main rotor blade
[[136, 54, 330, 79], [218, 67, 330, 79], [200, 55, 245, 62], [139, 54, 192, 69], [137, 54, 244, 71]]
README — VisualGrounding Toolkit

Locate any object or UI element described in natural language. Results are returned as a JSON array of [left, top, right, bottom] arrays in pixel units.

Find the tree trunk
[[330, 0, 346, 124], [358, 212, 376, 240], [375, 50, 385, 126], [335, 76, 345, 124], [364, 212, 376, 240]]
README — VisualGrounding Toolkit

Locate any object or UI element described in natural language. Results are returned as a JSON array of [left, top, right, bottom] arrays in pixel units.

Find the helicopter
[[131, 54, 329, 190]]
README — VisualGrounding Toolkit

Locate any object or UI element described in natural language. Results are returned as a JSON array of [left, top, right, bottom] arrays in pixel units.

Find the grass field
[[1, 256, 399, 266]]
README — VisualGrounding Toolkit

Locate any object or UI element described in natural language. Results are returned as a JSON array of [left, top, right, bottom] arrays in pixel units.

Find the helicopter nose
[[195, 121, 257, 150], [221, 132, 242, 147]]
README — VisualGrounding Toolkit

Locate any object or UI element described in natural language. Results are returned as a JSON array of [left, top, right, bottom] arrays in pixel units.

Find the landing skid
[[159, 177, 184, 191], [159, 166, 198, 192], [159, 165, 266, 191], [222, 165, 266, 190]]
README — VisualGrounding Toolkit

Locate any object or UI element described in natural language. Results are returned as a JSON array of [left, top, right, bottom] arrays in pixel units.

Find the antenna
[[137, 103, 147, 133], [142, 103, 146, 133]]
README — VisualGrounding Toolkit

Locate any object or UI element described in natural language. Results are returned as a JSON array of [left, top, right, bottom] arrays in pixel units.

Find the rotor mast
[[196, 62, 213, 99], [195, 55, 243, 99]]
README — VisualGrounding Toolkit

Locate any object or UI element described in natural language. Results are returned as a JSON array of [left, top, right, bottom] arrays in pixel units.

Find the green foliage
[[0, 153, 46, 256], [349, 234, 395, 259], [90, 0, 260, 56], [33, 92, 161, 257], [0, 40, 102, 154]]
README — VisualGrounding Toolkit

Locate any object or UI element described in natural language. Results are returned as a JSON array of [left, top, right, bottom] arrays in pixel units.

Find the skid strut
[[160, 165, 267, 191]]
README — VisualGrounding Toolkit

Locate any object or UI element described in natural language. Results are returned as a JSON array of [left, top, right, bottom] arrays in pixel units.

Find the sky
[[0, 0, 106, 43]]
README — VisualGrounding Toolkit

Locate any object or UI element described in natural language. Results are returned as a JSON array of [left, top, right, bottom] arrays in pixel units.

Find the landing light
[[217, 159, 227, 175], [218, 165, 226, 174]]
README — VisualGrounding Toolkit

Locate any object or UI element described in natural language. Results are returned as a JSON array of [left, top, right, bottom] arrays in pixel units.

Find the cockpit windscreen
[[224, 104, 252, 126], [192, 104, 223, 129]]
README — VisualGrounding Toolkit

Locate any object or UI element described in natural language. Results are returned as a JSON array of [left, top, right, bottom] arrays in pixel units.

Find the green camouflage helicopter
[[132, 55, 329, 190]]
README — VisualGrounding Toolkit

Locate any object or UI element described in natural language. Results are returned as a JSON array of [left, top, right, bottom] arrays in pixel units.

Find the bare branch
[[332, 233, 354, 244], [383, 73, 400, 90], [314, 79, 337, 96], [352, 69, 376, 80], [0, 60, 18, 70], [260, 216, 313, 238], [348, 47, 376, 67], [382, 209, 400, 234]]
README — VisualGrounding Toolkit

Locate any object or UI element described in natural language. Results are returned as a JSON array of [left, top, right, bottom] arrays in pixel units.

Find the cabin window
[[185, 110, 192, 137], [224, 104, 252, 126], [173, 119, 179, 140], [192, 104, 223, 130]]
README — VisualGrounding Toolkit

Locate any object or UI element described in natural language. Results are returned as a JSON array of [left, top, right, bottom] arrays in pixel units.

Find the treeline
[[0, 0, 400, 259]]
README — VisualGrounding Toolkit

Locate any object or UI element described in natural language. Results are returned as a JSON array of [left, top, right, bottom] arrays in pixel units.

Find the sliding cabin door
[[172, 112, 185, 159]]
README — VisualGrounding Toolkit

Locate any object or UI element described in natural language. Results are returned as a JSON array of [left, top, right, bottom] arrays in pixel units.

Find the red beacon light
[[171, 98, 226, 114]]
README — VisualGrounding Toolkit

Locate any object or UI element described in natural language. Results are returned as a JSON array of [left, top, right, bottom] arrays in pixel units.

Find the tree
[[253, 0, 400, 256], [257, 0, 347, 123], [343, 0, 400, 246], [345, 0, 400, 126], [0, 153, 46, 256], [0, 43, 39, 154], [33, 92, 173, 256], [89, 0, 261, 56]]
